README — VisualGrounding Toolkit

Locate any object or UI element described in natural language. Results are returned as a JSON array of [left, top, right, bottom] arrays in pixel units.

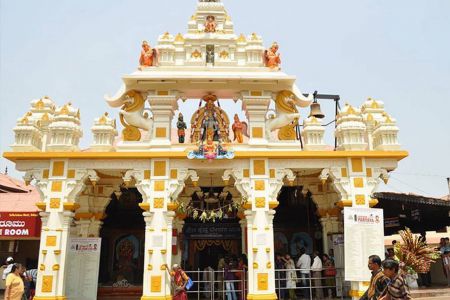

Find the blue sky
[[1, 0, 449, 197]]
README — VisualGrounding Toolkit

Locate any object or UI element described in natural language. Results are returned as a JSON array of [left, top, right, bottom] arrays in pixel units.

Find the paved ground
[[1, 287, 450, 299]]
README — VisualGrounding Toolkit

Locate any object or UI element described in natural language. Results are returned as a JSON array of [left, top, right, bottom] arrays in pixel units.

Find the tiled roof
[[0, 173, 39, 212], [0, 173, 32, 193], [374, 192, 450, 207]]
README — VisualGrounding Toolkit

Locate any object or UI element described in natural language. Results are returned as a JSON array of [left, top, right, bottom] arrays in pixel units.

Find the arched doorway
[[98, 188, 145, 299], [274, 186, 323, 258]]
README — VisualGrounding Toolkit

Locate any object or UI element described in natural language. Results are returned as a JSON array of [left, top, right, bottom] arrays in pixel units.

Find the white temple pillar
[[147, 93, 178, 146], [124, 160, 197, 300], [239, 218, 247, 253], [241, 92, 271, 145], [225, 161, 294, 300], [26, 162, 96, 300], [73, 219, 91, 237], [321, 159, 387, 299]]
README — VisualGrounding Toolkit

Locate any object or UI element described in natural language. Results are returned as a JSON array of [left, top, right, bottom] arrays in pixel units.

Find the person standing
[[224, 257, 237, 300], [217, 254, 226, 300], [4, 263, 25, 300], [165, 264, 190, 300], [275, 253, 287, 300], [379, 259, 412, 300], [322, 254, 336, 299], [283, 254, 297, 300], [235, 254, 248, 300], [24, 268, 37, 300], [2, 257, 14, 281], [311, 251, 323, 299], [296, 248, 311, 299], [360, 255, 389, 300], [441, 237, 450, 286]]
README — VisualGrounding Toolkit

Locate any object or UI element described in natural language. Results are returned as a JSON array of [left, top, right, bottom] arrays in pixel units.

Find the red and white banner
[[0, 212, 41, 238]]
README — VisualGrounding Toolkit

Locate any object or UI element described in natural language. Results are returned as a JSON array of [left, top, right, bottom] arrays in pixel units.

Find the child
[[379, 259, 411, 300]]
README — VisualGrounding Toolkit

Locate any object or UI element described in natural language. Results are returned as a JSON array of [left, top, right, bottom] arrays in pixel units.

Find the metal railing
[[275, 267, 347, 300], [176, 267, 349, 300], [184, 269, 246, 300]]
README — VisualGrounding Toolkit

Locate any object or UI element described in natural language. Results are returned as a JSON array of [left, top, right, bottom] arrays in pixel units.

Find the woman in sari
[[166, 264, 190, 300], [4, 263, 25, 300]]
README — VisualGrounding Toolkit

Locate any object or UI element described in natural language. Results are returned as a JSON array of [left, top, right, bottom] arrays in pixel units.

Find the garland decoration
[[175, 197, 247, 223]]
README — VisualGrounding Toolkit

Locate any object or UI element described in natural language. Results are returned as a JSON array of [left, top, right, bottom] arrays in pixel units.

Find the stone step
[[410, 287, 450, 299]]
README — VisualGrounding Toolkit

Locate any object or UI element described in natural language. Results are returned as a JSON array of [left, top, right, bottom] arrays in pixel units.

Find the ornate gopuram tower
[[4, 1, 408, 300]]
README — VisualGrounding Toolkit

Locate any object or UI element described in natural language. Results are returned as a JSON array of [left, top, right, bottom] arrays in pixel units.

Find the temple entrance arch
[[274, 186, 323, 257], [183, 219, 242, 270], [97, 188, 145, 299], [174, 168, 244, 271]]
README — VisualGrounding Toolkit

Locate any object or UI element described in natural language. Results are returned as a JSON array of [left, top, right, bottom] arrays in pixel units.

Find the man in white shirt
[[296, 248, 311, 298], [2, 257, 14, 280], [311, 251, 323, 299]]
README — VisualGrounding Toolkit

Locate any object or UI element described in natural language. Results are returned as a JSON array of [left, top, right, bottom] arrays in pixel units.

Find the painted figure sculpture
[[264, 42, 281, 70], [265, 90, 312, 140], [177, 113, 187, 143], [204, 15, 217, 33], [139, 41, 158, 68], [232, 114, 248, 143]]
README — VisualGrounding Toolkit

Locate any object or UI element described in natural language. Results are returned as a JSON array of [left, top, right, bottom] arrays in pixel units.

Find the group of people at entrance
[[2, 257, 37, 300], [360, 255, 411, 300], [165, 253, 248, 300], [275, 248, 336, 300]]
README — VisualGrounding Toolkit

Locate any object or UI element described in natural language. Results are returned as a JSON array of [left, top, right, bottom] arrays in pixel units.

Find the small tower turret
[[11, 111, 42, 152], [47, 102, 83, 151], [335, 104, 368, 150], [372, 112, 401, 151], [90, 112, 117, 152], [302, 116, 326, 150]]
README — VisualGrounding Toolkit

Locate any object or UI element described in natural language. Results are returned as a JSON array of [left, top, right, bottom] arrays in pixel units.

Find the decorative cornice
[[3, 150, 409, 162]]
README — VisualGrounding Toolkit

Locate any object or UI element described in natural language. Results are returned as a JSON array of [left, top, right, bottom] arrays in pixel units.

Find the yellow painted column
[[29, 160, 95, 300], [126, 159, 178, 300], [245, 158, 276, 300], [323, 158, 387, 299]]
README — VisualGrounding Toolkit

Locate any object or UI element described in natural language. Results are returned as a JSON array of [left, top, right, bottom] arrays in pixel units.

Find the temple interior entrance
[[98, 188, 144, 299], [274, 186, 323, 258], [183, 219, 242, 270]]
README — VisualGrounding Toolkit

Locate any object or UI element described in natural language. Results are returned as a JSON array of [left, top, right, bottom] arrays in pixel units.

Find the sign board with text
[[0, 212, 41, 238], [344, 207, 384, 281], [66, 238, 102, 300]]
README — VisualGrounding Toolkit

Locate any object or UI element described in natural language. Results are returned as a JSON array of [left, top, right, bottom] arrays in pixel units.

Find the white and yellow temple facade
[[4, 1, 407, 299]]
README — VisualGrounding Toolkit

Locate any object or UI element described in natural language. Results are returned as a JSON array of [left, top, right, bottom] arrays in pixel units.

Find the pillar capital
[[320, 161, 387, 208]]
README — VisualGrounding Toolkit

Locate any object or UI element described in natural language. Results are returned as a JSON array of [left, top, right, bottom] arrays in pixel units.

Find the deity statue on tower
[[190, 94, 230, 143], [177, 113, 187, 143], [264, 42, 281, 70], [139, 41, 159, 68], [201, 110, 220, 142], [203, 130, 218, 160], [232, 114, 249, 143], [204, 15, 217, 33]]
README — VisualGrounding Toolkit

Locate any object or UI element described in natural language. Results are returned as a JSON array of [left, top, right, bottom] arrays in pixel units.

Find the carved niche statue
[[232, 114, 249, 143], [190, 94, 230, 143], [263, 42, 281, 70], [177, 113, 187, 143], [204, 15, 217, 33], [139, 41, 159, 68]]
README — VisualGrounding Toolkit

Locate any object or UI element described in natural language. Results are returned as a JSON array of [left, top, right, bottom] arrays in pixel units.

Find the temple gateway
[[4, 0, 407, 299]]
